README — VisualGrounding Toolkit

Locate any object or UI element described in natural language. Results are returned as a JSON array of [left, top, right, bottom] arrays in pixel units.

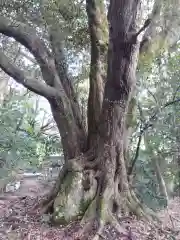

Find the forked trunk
[[86, 0, 144, 226], [38, 1, 153, 238]]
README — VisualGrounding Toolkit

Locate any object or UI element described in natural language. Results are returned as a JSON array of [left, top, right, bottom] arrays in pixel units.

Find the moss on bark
[[52, 170, 97, 224]]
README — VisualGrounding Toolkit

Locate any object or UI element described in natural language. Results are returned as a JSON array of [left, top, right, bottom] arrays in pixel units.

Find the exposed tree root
[[34, 163, 69, 210], [79, 206, 129, 240], [77, 218, 97, 240], [78, 192, 101, 238], [34, 150, 97, 211], [39, 199, 54, 215], [81, 198, 97, 224], [34, 146, 165, 240], [77, 185, 131, 240], [107, 208, 127, 235], [92, 221, 106, 240], [126, 190, 161, 223]]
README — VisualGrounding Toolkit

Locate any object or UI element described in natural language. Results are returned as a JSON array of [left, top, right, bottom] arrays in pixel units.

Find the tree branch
[[164, 98, 180, 108], [135, 19, 152, 38], [128, 125, 143, 176], [173, 84, 180, 101], [140, 0, 180, 54], [0, 16, 87, 159], [147, 88, 158, 104], [86, 0, 108, 147], [0, 16, 60, 88], [49, 29, 85, 132], [49, 31, 76, 97], [0, 49, 58, 98], [140, 0, 163, 53], [0, 16, 50, 66]]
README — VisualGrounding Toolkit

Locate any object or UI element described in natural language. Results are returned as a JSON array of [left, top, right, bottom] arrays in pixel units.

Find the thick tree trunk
[[37, 2, 153, 239]]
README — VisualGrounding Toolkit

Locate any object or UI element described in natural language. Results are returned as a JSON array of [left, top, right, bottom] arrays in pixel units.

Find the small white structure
[[23, 172, 43, 177], [5, 181, 21, 192], [43, 167, 53, 180]]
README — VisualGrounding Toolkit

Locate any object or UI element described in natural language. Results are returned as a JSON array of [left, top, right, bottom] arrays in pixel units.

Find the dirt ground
[[0, 176, 180, 240]]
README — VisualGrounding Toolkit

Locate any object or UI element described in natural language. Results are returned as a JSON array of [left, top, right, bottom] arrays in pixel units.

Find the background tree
[[0, 85, 61, 177], [128, 43, 180, 210]]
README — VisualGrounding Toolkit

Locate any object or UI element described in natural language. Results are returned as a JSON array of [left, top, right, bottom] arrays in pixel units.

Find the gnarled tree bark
[[86, 0, 108, 148]]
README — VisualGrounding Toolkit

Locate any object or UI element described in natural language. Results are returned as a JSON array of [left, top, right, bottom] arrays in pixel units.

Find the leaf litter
[[0, 177, 180, 240]]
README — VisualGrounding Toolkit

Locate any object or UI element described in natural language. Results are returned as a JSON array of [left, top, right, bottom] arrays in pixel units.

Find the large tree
[[0, 0, 180, 238]]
